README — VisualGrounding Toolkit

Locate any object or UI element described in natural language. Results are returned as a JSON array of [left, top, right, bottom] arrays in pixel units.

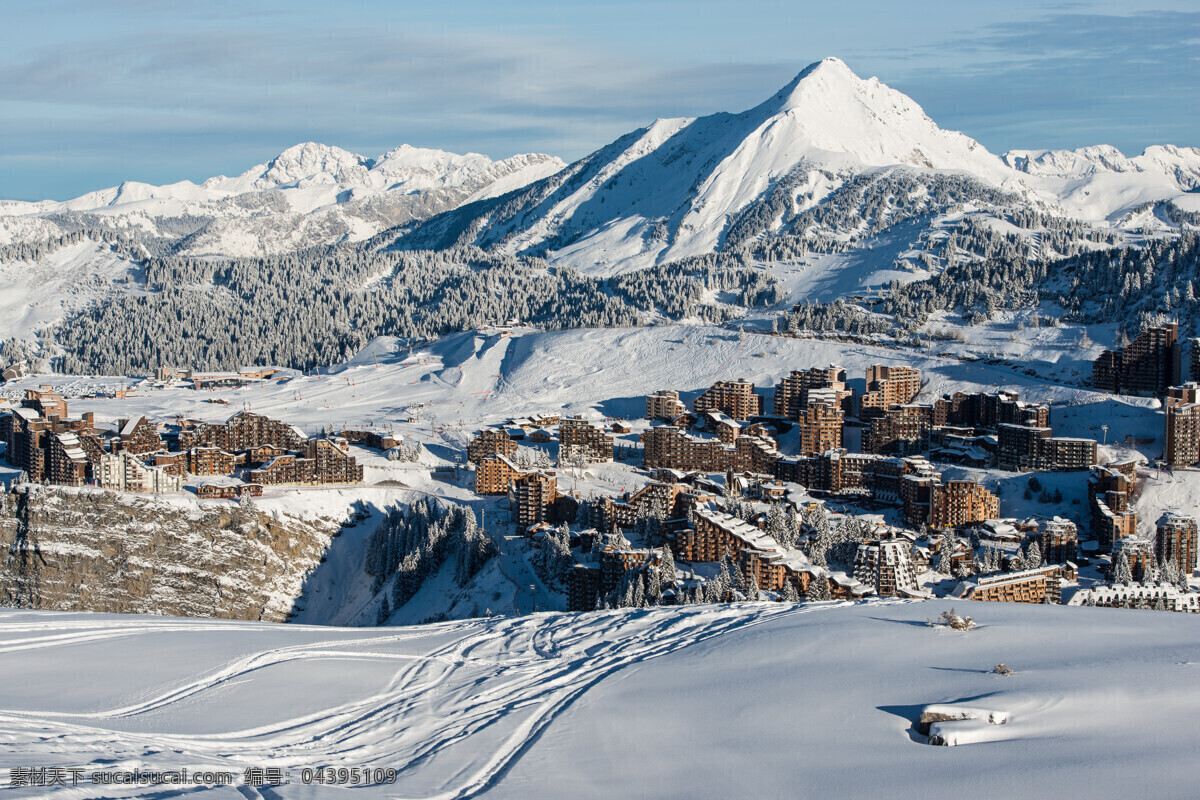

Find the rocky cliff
[[0, 485, 345, 621]]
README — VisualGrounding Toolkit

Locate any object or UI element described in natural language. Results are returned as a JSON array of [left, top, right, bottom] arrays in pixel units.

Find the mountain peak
[[257, 143, 370, 188], [737, 57, 1012, 181], [763, 57, 865, 114]]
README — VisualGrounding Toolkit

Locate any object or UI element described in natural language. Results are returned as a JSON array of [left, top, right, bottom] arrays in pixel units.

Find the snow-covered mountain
[[385, 57, 1199, 274], [0, 143, 564, 257]]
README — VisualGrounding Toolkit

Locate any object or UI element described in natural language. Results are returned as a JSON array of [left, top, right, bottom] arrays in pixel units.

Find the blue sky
[[3, 0, 1198, 200]]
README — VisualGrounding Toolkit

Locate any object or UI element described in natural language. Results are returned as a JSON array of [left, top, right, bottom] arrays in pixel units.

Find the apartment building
[[641, 425, 731, 472], [1068, 583, 1200, 612], [952, 567, 1060, 604], [466, 428, 518, 464], [997, 424, 1097, 471], [197, 483, 264, 499], [95, 451, 183, 493], [863, 404, 933, 455], [797, 401, 844, 456], [247, 438, 363, 486], [188, 445, 237, 476], [772, 366, 850, 419], [997, 424, 1050, 471], [1092, 321, 1180, 396], [559, 416, 614, 462], [475, 454, 527, 495], [929, 480, 999, 529], [772, 449, 886, 495], [646, 390, 687, 421], [1089, 464, 1138, 552], [1164, 383, 1200, 468], [3, 396, 100, 483], [1036, 436, 1098, 471], [668, 507, 780, 564], [21, 388, 68, 420], [178, 410, 306, 453], [1156, 513, 1197, 576], [511, 470, 558, 527], [1111, 536, 1154, 582], [116, 416, 164, 455], [47, 432, 91, 486], [852, 539, 923, 598], [733, 434, 782, 474], [693, 379, 762, 421], [567, 547, 658, 611], [860, 365, 920, 420], [1037, 517, 1079, 565]]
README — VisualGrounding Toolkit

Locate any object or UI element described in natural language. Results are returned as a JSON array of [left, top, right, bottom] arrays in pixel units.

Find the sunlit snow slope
[[0, 600, 1197, 798]]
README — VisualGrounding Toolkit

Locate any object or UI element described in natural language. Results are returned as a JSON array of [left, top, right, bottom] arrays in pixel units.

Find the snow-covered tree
[[806, 571, 831, 601], [1024, 540, 1042, 570], [780, 579, 800, 603], [1112, 551, 1134, 585], [746, 577, 760, 602], [659, 546, 677, 591]]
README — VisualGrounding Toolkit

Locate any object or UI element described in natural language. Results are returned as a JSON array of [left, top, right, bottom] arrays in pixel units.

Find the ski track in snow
[[0, 602, 859, 798]]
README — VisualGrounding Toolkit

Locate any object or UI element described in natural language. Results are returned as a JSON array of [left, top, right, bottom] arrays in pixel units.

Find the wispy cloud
[[888, 10, 1200, 153], [2, 4, 1198, 200]]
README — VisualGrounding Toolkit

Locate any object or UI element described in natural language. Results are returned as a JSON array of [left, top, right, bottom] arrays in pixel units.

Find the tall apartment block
[[1089, 464, 1138, 552], [1092, 321, 1180, 396], [1164, 383, 1200, 468], [1156, 513, 1197, 576], [797, 400, 844, 456], [929, 480, 999, 529], [467, 428, 518, 464], [860, 365, 920, 419], [646, 390, 687, 421], [512, 470, 558, 527], [1037, 517, 1079, 565], [693, 379, 762, 421], [558, 416, 614, 462], [772, 366, 850, 419]]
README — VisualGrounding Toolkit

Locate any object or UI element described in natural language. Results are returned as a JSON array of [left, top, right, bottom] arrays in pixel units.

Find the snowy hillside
[[388, 58, 1199, 274], [1, 600, 1198, 798], [0, 143, 564, 257]]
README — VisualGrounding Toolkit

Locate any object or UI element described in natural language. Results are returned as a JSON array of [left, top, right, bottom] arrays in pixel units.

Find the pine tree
[[780, 579, 800, 603], [1024, 540, 1042, 570], [806, 571, 831, 601], [746, 578, 760, 602], [647, 571, 663, 605], [375, 596, 390, 626], [1113, 551, 1134, 585], [659, 546, 677, 591], [766, 503, 788, 547], [1161, 558, 1180, 587], [732, 559, 748, 597]]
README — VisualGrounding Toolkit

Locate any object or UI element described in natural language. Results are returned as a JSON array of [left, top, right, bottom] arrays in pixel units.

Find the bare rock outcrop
[[0, 485, 343, 621]]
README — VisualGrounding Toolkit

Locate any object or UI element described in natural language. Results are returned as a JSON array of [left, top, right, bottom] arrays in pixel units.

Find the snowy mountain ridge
[[385, 57, 1198, 274], [0, 143, 565, 257]]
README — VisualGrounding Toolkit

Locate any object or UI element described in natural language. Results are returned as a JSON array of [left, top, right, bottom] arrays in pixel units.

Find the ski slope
[[1, 600, 1198, 798]]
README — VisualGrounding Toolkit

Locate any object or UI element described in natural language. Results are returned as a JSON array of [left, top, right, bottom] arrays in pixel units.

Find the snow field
[[2, 600, 1199, 798]]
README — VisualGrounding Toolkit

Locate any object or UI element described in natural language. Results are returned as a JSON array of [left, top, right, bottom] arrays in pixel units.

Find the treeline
[[363, 498, 496, 622], [0, 227, 148, 264], [54, 245, 780, 374]]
